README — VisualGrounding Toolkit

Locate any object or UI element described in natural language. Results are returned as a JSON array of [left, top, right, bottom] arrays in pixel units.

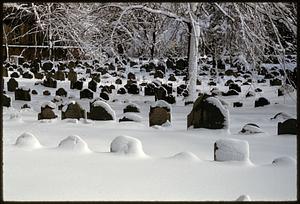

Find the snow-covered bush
[[214, 138, 250, 162], [110, 135, 146, 157], [57, 135, 91, 153], [15, 132, 42, 149]]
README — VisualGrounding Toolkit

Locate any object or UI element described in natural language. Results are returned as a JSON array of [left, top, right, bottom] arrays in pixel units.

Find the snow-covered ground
[[3, 68, 297, 201]]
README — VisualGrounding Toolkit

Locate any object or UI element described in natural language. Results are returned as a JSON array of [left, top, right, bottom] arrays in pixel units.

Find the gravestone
[[187, 94, 229, 129], [38, 102, 57, 120], [278, 119, 297, 135], [23, 71, 34, 79], [43, 90, 51, 96], [43, 76, 57, 88], [61, 101, 85, 120], [149, 100, 171, 127], [117, 87, 127, 94], [56, 88, 67, 97], [70, 81, 83, 90], [15, 87, 31, 101], [31, 90, 38, 95], [100, 92, 109, 101], [7, 78, 18, 92], [88, 80, 97, 92], [2, 94, 11, 107], [10, 72, 20, 78], [54, 70, 65, 81], [124, 103, 140, 113], [87, 100, 115, 121], [80, 89, 93, 99], [68, 69, 77, 82], [144, 83, 156, 96], [255, 97, 270, 107]]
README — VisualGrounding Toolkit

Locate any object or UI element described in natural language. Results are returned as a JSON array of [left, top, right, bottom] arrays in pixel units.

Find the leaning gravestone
[[149, 100, 171, 127], [61, 101, 85, 120], [2, 94, 11, 107], [87, 100, 116, 121], [187, 94, 229, 129], [15, 86, 31, 101], [38, 102, 57, 120], [278, 119, 297, 135], [7, 78, 18, 92]]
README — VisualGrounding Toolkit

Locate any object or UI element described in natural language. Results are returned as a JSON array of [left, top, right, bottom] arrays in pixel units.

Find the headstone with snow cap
[[124, 103, 140, 113], [88, 80, 97, 92], [7, 78, 18, 92], [22, 71, 34, 79], [278, 119, 297, 135], [187, 94, 229, 129], [54, 70, 65, 81], [68, 69, 77, 82], [154, 70, 164, 79], [38, 102, 57, 120], [61, 101, 85, 120], [42, 61, 53, 71], [2, 94, 11, 107], [43, 76, 57, 88], [127, 72, 136, 80], [222, 89, 239, 96], [239, 123, 263, 134], [144, 83, 156, 96], [254, 97, 270, 107], [10, 72, 20, 78], [43, 90, 51, 96], [154, 86, 167, 101], [168, 74, 176, 81], [115, 78, 122, 84], [55, 88, 67, 97], [3, 67, 8, 77], [229, 83, 241, 92], [149, 100, 171, 127], [117, 87, 127, 94], [70, 80, 83, 90], [80, 89, 93, 99], [126, 83, 140, 94], [100, 92, 109, 101], [87, 100, 116, 121], [15, 87, 31, 101]]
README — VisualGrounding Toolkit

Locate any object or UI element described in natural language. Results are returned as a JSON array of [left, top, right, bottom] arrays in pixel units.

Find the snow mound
[[169, 151, 200, 161], [120, 112, 142, 122], [239, 123, 264, 134], [64, 118, 79, 123], [92, 100, 116, 120], [110, 136, 146, 157], [214, 138, 250, 162], [236, 195, 251, 201], [57, 135, 91, 153], [9, 112, 22, 121], [272, 156, 296, 166], [15, 132, 42, 149]]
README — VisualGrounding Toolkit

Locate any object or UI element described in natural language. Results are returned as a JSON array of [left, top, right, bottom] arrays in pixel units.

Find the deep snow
[[3, 64, 297, 201]]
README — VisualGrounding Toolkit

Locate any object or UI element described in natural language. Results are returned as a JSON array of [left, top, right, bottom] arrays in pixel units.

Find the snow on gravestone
[[187, 94, 229, 129], [15, 132, 42, 149], [110, 135, 146, 157], [57, 135, 91, 153], [61, 101, 85, 120], [214, 138, 250, 162], [87, 100, 116, 121], [236, 195, 251, 201], [239, 123, 264, 134], [38, 101, 57, 120], [272, 156, 296, 166], [149, 100, 171, 127], [119, 112, 142, 123]]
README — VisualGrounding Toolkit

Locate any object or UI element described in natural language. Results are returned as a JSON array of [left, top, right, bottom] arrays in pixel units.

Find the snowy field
[[3, 67, 297, 201]]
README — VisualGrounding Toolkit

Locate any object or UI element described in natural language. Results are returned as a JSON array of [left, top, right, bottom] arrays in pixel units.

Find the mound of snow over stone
[[214, 138, 250, 162], [239, 123, 264, 134], [15, 132, 42, 149], [270, 112, 293, 121], [236, 195, 251, 201], [57, 135, 91, 153], [272, 156, 296, 166], [92, 100, 116, 120], [120, 112, 142, 122], [151, 100, 172, 110], [110, 135, 146, 157], [169, 151, 200, 161]]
